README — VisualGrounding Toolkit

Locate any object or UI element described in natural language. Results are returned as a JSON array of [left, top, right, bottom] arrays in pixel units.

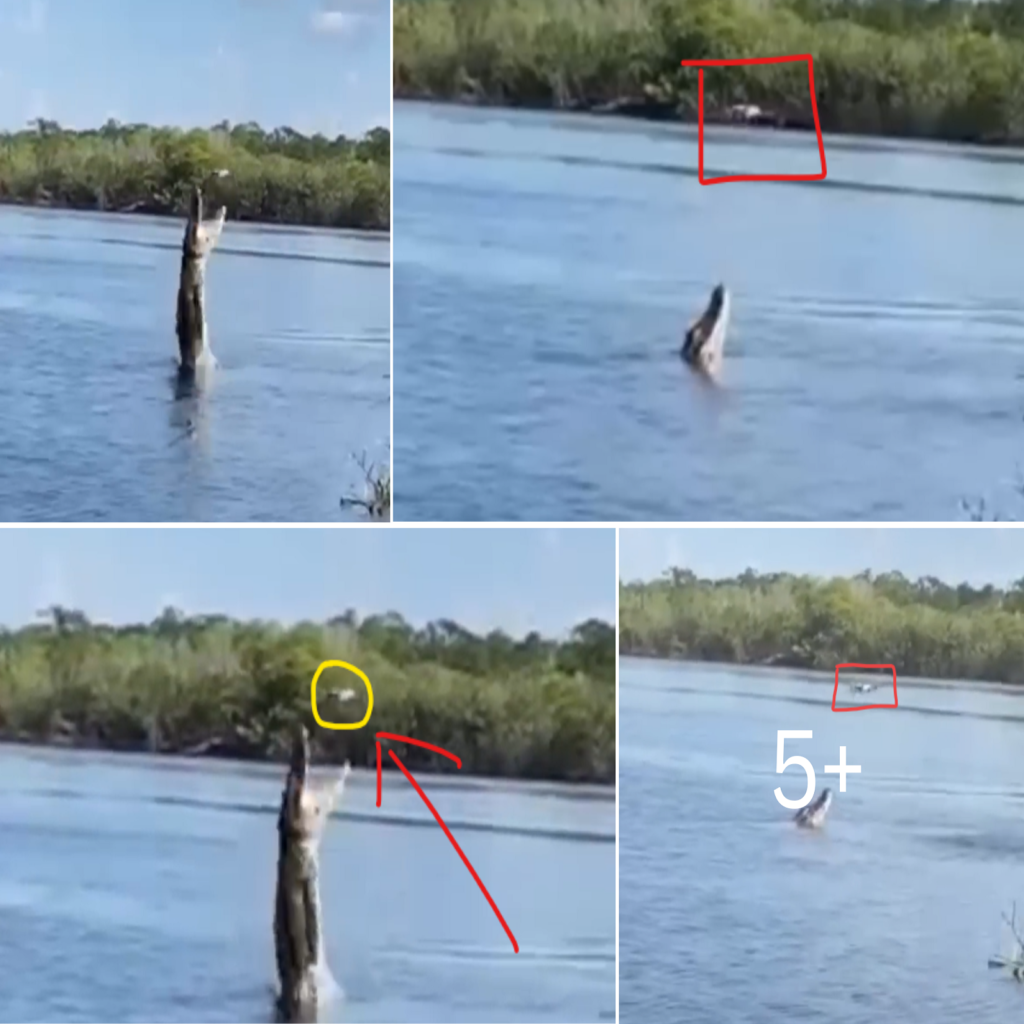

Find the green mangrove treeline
[[394, 0, 1024, 143], [0, 607, 613, 782], [620, 568, 1024, 684], [0, 120, 390, 230]]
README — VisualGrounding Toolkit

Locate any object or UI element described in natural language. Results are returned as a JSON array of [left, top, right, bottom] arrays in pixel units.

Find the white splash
[[195, 339, 218, 370]]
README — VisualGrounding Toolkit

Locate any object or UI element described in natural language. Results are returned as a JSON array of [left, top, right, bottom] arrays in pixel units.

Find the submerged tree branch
[[340, 451, 390, 520]]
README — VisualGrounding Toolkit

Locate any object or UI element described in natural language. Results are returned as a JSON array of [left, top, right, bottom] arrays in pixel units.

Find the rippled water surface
[[0, 747, 614, 1023], [395, 101, 1024, 520], [620, 657, 1024, 1023], [0, 208, 389, 521]]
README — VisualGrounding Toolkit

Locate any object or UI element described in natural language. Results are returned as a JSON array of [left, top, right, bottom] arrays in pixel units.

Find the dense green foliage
[[394, 0, 1024, 143], [0, 120, 390, 230], [620, 568, 1024, 683], [0, 607, 613, 782]]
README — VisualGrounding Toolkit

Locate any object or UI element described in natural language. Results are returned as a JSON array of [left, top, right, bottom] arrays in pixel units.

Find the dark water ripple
[[16, 785, 615, 843], [413, 141, 1024, 209]]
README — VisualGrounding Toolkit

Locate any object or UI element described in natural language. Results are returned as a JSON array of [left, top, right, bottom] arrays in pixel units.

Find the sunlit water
[[620, 657, 1024, 1023], [0, 747, 614, 1023], [0, 207, 390, 521], [395, 101, 1024, 521]]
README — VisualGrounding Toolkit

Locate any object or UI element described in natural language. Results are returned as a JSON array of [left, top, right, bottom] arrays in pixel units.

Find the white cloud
[[310, 10, 362, 34]]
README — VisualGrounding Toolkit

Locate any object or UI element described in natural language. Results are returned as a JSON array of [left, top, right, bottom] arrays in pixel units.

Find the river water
[[619, 656, 1024, 1023], [0, 747, 614, 1023], [394, 101, 1024, 521], [0, 207, 390, 522]]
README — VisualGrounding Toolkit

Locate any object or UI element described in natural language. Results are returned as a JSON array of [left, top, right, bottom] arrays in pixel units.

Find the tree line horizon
[[0, 606, 614, 783], [619, 566, 1024, 684], [395, 0, 1024, 145], [0, 118, 391, 230]]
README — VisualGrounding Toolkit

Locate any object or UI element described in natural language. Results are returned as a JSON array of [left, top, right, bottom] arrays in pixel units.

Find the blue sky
[[0, 0, 389, 135], [0, 528, 615, 635], [620, 528, 1024, 587]]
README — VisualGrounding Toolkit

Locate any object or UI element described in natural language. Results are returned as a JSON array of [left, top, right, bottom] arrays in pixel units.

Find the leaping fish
[[794, 788, 832, 829], [682, 283, 730, 377], [274, 725, 350, 1021], [176, 184, 227, 372]]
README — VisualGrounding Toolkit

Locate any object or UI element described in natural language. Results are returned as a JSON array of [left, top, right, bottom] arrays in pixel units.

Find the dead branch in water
[[989, 902, 1024, 981], [340, 451, 390, 519], [1003, 902, 1024, 950]]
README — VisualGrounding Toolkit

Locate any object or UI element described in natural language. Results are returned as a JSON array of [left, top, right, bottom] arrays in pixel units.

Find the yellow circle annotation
[[310, 660, 374, 730]]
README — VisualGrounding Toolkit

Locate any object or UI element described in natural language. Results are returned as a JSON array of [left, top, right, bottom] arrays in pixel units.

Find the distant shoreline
[[0, 195, 391, 234], [0, 612, 613, 785], [394, 91, 1024, 150], [620, 570, 1024, 688], [0, 732, 616, 787], [0, 121, 390, 231], [395, 0, 1024, 152], [394, 90, 819, 131], [619, 651, 1024, 697]]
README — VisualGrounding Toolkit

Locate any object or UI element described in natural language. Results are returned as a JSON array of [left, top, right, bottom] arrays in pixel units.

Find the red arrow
[[375, 731, 519, 953]]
